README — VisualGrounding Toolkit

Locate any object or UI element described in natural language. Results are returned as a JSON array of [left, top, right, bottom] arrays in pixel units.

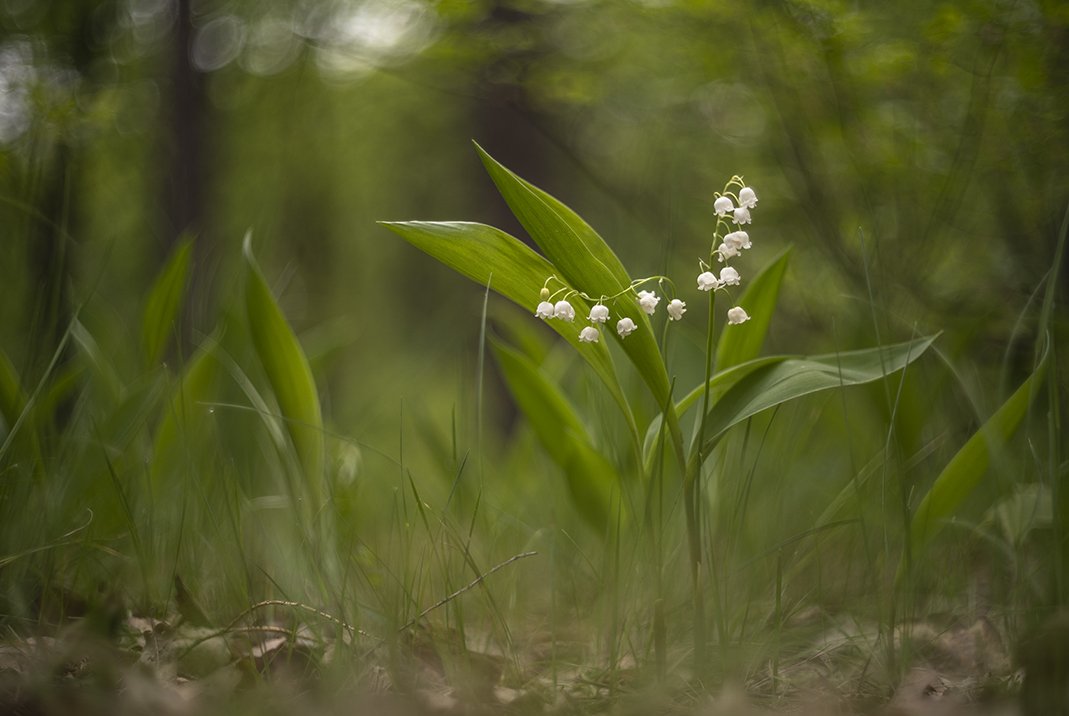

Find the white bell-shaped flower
[[535, 301, 554, 319], [732, 207, 752, 225], [617, 317, 637, 338], [738, 187, 758, 209], [667, 299, 686, 321], [637, 290, 660, 315], [717, 242, 740, 262], [554, 300, 576, 322], [719, 266, 741, 286], [697, 271, 720, 291], [727, 306, 751, 325], [713, 196, 734, 216], [589, 304, 610, 323], [579, 326, 600, 343], [724, 230, 751, 251]]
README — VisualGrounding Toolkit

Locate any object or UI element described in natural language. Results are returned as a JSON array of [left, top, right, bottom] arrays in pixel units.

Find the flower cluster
[[534, 282, 675, 343], [699, 179, 758, 324], [534, 177, 758, 341]]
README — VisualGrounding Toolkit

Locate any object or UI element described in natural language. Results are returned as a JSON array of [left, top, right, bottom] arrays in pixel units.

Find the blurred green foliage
[[0, 0, 1066, 653]]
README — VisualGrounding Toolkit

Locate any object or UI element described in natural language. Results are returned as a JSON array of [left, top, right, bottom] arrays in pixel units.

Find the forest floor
[[0, 603, 1031, 716]]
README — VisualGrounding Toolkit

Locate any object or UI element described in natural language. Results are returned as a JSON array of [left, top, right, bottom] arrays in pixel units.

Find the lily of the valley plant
[[382, 143, 936, 675]]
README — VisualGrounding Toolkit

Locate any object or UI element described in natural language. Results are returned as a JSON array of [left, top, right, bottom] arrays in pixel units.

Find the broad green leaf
[[643, 355, 790, 466], [243, 235, 324, 507], [716, 247, 792, 372], [475, 144, 679, 454], [695, 335, 938, 460], [152, 336, 221, 482], [904, 349, 1049, 573], [381, 219, 637, 441], [492, 338, 619, 529], [142, 237, 193, 368]]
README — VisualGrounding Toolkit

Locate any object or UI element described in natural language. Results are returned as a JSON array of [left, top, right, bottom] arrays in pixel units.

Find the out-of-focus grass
[[1, 206, 1059, 715]]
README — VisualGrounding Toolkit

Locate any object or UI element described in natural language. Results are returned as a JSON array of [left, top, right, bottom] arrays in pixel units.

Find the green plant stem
[[684, 288, 718, 675]]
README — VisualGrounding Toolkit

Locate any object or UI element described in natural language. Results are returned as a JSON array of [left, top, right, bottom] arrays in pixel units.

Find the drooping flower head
[[554, 300, 576, 322], [724, 231, 751, 251], [667, 299, 686, 321], [719, 266, 740, 287], [579, 326, 600, 343], [717, 242, 740, 262], [727, 306, 750, 325], [637, 290, 660, 315], [697, 271, 720, 291], [535, 301, 554, 320], [713, 196, 734, 217], [589, 304, 610, 323], [732, 207, 752, 225], [738, 187, 758, 209], [617, 317, 637, 338]]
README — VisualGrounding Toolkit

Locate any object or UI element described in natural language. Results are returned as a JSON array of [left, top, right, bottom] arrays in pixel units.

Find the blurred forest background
[[4, 0, 1067, 440], [2, 0, 1069, 670]]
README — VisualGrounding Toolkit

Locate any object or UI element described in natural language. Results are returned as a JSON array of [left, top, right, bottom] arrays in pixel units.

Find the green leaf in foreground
[[903, 347, 1049, 576], [475, 143, 633, 292], [492, 338, 619, 529], [380, 219, 636, 441], [142, 236, 193, 368], [475, 144, 673, 431], [643, 356, 789, 467], [695, 335, 939, 460], [243, 234, 324, 507]]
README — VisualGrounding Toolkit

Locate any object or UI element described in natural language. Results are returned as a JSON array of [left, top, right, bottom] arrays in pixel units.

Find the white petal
[[738, 187, 758, 209], [554, 300, 575, 321], [697, 271, 719, 291], [727, 306, 751, 325], [719, 266, 741, 286], [535, 301, 555, 319], [714, 196, 734, 217]]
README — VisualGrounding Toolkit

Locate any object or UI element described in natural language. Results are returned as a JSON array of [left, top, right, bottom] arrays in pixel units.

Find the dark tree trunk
[[160, 0, 212, 345]]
